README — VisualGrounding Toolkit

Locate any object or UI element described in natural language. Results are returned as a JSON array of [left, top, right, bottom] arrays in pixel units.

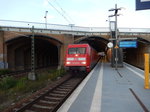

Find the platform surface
[[57, 62, 150, 112]]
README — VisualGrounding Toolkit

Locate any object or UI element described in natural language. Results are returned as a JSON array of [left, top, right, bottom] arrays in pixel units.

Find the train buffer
[[57, 62, 150, 112]]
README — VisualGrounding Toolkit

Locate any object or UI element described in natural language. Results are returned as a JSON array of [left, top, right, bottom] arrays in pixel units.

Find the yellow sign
[[144, 54, 149, 89], [115, 45, 119, 49]]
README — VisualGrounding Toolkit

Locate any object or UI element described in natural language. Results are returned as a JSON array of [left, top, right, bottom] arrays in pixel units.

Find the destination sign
[[136, 0, 150, 10], [119, 41, 137, 48]]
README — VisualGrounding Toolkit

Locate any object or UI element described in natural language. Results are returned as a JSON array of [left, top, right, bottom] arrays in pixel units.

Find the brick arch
[[5, 34, 63, 71], [5, 34, 63, 46], [75, 36, 109, 52]]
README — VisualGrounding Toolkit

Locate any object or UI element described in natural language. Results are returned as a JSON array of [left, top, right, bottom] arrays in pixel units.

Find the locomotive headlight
[[66, 62, 71, 64], [75, 54, 78, 57], [81, 62, 86, 64], [78, 58, 86, 60]]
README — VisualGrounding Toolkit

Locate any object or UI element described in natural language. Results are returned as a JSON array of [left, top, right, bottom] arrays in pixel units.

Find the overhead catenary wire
[[46, 0, 73, 24], [52, 0, 75, 24]]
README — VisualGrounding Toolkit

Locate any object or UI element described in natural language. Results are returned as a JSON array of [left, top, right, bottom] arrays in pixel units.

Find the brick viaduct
[[0, 26, 150, 70]]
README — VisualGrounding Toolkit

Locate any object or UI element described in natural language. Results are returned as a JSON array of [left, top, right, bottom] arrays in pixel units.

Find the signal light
[[75, 54, 78, 57]]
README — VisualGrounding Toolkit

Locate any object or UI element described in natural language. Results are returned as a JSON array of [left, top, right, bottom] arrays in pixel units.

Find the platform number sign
[[136, 0, 150, 10], [119, 41, 137, 48]]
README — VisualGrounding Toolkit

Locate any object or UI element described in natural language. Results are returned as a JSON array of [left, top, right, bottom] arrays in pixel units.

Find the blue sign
[[119, 41, 137, 48], [136, 0, 150, 10]]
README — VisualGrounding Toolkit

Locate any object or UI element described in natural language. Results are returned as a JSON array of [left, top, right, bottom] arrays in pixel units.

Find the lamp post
[[44, 11, 48, 29], [109, 4, 122, 70]]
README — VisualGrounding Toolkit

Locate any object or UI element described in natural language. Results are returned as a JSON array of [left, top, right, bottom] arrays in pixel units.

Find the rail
[[3, 73, 85, 112]]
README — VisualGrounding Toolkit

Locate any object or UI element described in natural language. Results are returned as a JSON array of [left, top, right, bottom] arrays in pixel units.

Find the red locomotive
[[64, 44, 100, 73]]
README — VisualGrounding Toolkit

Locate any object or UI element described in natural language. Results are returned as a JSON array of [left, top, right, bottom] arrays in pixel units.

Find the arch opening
[[6, 35, 62, 71], [75, 36, 109, 52]]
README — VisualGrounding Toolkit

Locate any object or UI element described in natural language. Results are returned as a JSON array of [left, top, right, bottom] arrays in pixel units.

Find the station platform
[[57, 62, 150, 112]]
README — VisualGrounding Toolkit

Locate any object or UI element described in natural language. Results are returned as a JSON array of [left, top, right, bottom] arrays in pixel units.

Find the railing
[[0, 19, 150, 33], [144, 53, 150, 89], [0, 20, 109, 32], [119, 28, 150, 33]]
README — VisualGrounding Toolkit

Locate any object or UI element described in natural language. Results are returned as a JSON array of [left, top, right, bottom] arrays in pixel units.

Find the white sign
[[107, 42, 113, 48]]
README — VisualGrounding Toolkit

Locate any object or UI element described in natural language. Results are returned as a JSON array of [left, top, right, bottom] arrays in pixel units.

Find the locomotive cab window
[[68, 47, 86, 54]]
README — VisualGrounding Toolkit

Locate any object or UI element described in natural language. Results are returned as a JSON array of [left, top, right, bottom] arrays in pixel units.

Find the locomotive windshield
[[68, 47, 86, 54]]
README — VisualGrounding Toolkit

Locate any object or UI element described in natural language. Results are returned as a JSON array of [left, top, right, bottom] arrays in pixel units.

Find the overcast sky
[[0, 0, 150, 28]]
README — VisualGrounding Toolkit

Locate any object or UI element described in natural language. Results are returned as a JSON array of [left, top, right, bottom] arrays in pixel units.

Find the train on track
[[64, 44, 100, 73]]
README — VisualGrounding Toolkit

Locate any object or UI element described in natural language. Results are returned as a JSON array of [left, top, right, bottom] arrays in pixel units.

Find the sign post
[[109, 4, 124, 69]]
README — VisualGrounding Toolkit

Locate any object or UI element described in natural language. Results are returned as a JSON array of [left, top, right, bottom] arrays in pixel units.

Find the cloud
[[117, 9, 150, 28]]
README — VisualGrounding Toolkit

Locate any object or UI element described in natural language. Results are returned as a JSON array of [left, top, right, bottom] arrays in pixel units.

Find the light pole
[[44, 11, 48, 29], [109, 4, 122, 70]]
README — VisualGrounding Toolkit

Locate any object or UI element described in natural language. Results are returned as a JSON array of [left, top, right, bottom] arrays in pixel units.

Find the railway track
[[0, 67, 55, 79], [4, 73, 85, 112], [0, 70, 29, 79]]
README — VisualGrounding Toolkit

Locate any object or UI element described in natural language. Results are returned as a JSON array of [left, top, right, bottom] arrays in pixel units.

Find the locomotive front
[[64, 44, 90, 72]]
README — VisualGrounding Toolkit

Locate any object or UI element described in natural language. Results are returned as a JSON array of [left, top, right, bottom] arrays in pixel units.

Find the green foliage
[[14, 77, 27, 92], [48, 68, 66, 80], [0, 77, 17, 90], [0, 68, 66, 91], [0, 68, 67, 111], [0, 67, 67, 110], [0, 69, 11, 75], [0, 90, 6, 101]]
